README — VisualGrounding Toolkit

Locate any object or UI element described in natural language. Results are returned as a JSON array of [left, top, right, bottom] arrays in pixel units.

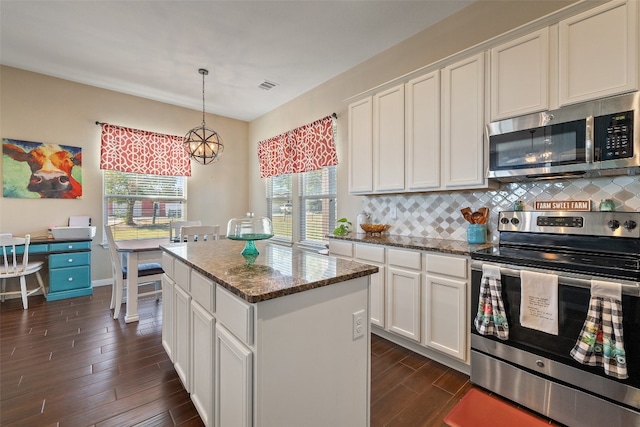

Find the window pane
[[300, 166, 336, 244], [104, 170, 186, 240], [266, 174, 293, 241]]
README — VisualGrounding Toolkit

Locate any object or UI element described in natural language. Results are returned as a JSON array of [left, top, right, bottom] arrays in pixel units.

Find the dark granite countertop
[[329, 233, 494, 256], [161, 240, 379, 304]]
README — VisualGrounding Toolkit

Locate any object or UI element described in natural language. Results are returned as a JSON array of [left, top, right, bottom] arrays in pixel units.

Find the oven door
[[470, 264, 640, 407]]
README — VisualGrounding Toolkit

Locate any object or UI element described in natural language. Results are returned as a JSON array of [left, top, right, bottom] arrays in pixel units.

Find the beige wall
[[248, 0, 582, 220], [0, 66, 249, 281]]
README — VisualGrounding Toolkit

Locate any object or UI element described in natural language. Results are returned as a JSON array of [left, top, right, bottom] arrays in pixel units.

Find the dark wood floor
[[1, 285, 554, 426]]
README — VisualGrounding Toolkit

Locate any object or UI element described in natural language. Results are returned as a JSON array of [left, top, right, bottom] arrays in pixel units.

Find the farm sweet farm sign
[[534, 200, 591, 211]]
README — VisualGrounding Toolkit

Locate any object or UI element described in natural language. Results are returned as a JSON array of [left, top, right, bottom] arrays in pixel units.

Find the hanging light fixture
[[184, 68, 224, 164]]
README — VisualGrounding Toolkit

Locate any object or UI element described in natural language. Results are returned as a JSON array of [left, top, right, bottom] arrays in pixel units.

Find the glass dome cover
[[226, 212, 273, 241]]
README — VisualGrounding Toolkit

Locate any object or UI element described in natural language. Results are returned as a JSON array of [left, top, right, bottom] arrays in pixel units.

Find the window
[[299, 166, 337, 245], [104, 170, 186, 240], [266, 166, 337, 246]]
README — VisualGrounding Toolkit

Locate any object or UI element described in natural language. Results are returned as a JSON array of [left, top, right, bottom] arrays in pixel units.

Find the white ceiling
[[1, 1, 473, 122]]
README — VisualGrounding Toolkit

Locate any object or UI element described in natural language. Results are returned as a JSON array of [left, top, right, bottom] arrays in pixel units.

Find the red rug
[[444, 389, 551, 427]]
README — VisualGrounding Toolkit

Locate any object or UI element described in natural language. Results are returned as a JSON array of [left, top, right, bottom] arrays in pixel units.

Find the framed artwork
[[2, 138, 83, 199]]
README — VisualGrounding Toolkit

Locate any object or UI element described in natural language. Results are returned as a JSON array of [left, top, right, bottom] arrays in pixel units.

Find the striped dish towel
[[570, 279, 628, 379], [474, 264, 509, 340]]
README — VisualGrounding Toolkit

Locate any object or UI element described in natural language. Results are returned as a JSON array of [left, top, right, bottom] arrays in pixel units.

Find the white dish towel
[[570, 279, 628, 379], [519, 270, 558, 335], [474, 264, 509, 340]]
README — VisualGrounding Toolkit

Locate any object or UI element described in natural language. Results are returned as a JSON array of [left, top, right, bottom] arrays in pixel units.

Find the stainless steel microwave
[[486, 92, 639, 181]]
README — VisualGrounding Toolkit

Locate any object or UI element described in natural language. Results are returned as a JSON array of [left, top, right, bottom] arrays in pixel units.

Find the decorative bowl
[[360, 223, 391, 234]]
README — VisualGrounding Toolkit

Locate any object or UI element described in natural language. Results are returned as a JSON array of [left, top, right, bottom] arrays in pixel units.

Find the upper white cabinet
[[373, 84, 405, 192], [348, 97, 373, 193], [441, 52, 487, 189], [559, 0, 638, 105], [490, 28, 550, 121], [405, 70, 441, 191]]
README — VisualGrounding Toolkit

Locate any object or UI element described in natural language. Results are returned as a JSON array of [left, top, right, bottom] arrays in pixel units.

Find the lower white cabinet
[[174, 284, 191, 392], [354, 243, 386, 327], [215, 323, 253, 427], [191, 300, 215, 427], [424, 274, 466, 360], [161, 274, 175, 361], [386, 249, 422, 342]]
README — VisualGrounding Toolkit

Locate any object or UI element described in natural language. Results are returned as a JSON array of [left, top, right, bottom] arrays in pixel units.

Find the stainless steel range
[[470, 210, 640, 427]]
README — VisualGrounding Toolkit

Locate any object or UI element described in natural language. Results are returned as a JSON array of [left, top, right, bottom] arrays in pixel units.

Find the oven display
[[536, 216, 584, 227]]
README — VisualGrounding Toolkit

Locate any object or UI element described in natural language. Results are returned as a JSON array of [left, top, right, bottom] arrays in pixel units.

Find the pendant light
[[184, 68, 224, 164]]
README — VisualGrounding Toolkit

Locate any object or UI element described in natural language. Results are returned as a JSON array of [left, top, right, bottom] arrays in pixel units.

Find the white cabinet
[[215, 324, 253, 427], [405, 70, 441, 191], [174, 284, 191, 392], [559, 0, 638, 105], [355, 243, 386, 328], [373, 84, 405, 192], [191, 301, 215, 427], [441, 52, 486, 189], [423, 254, 468, 361], [386, 248, 422, 342], [490, 28, 549, 120], [348, 97, 373, 193], [161, 274, 175, 361]]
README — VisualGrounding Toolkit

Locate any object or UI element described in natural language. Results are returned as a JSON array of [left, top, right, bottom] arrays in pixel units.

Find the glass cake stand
[[226, 213, 273, 264]]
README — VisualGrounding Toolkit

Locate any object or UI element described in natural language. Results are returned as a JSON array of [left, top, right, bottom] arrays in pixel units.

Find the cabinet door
[[405, 71, 441, 191], [491, 28, 549, 120], [373, 84, 405, 192], [424, 274, 467, 361], [162, 274, 175, 361], [215, 324, 253, 427], [174, 284, 191, 392], [369, 265, 386, 328], [559, 0, 638, 105], [441, 52, 486, 189], [348, 97, 373, 193], [386, 267, 421, 342], [191, 301, 215, 427]]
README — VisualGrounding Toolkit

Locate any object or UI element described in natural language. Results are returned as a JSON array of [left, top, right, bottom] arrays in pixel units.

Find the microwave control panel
[[595, 110, 634, 160]]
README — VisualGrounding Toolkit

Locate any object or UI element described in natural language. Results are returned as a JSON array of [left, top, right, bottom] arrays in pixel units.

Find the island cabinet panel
[[161, 274, 175, 362], [191, 269, 214, 312], [215, 324, 253, 427], [174, 284, 191, 392], [174, 260, 191, 292], [161, 252, 174, 279], [191, 300, 215, 427], [215, 286, 253, 346]]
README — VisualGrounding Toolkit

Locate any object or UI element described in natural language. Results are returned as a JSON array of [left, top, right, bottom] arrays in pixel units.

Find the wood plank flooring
[[1, 286, 554, 426]]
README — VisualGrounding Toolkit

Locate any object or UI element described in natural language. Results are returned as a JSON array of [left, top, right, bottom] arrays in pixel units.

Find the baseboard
[[92, 278, 114, 288]]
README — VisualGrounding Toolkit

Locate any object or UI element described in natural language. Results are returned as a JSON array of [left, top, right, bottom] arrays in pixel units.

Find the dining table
[[113, 237, 168, 323]]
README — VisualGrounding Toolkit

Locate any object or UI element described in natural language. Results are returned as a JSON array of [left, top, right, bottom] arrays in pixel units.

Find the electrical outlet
[[352, 309, 365, 340], [390, 205, 397, 219]]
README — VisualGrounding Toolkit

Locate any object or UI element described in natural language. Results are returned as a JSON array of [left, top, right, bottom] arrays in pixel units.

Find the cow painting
[[2, 139, 83, 199]]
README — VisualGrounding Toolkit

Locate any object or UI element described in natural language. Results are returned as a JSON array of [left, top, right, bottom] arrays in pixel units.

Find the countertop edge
[[328, 234, 493, 255]]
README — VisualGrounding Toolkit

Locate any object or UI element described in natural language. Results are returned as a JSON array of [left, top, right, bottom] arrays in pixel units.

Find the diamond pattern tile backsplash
[[361, 175, 640, 243]]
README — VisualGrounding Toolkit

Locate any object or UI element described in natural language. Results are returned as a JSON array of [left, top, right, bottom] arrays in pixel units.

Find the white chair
[[105, 225, 163, 319], [169, 220, 201, 242], [180, 225, 220, 242], [0, 235, 46, 309]]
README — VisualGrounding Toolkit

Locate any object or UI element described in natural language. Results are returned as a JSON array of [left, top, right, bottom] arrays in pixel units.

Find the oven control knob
[[607, 220, 620, 230], [511, 218, 520, 225], [624, 220, 637, 230], [500, 217, 510, 224], [535, 360, 545, 368]]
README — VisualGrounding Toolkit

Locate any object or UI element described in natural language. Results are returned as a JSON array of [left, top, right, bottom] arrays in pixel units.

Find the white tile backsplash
[[361, 175, 640, 242]]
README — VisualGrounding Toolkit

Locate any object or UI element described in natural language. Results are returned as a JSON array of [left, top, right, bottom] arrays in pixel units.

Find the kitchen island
[[160, 240, 378, 427]]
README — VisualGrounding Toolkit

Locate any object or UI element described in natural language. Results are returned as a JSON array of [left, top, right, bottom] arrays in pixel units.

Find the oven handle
[[471, 260, 640, 297]]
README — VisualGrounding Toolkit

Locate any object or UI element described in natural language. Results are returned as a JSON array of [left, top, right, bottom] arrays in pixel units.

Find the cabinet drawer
[[426, 254, 467, 279], [49, 252, 90, 268], [388, 248, 421, 270], [49, 266, 90, 292], [328, 240, 353, 258], [191, 269, 214, 313], [50, 241, 91, 252], [174, 260, 191, 292], [355, 244, 385, 263], [8, 243, 49, 255], [215, 285, 253, 346], [161, 252, 175, 279]]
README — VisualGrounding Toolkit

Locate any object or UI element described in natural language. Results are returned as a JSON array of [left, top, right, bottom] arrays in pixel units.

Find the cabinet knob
[[68, 277, 73, 282], [68, 245, 73, 249], [68, 259, 73, 263]]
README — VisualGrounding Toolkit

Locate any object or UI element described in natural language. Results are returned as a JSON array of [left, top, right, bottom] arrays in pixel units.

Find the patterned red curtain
[[99, 123, 191, 176], [258, 115, 338, 178]]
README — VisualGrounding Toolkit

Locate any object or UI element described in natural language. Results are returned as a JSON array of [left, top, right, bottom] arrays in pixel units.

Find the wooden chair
[[105, 225, 163, 319], [169, 220, 201, 242], [180, 225, 220, 242], [0, 235, 46, 309]]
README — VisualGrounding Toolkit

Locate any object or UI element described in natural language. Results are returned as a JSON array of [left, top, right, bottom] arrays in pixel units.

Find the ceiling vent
[[258, 80, 278, 91]]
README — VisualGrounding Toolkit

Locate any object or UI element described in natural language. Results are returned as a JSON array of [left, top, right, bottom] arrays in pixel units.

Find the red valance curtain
[[99, 123, 191, 176], [258, 115, 338, 178]]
